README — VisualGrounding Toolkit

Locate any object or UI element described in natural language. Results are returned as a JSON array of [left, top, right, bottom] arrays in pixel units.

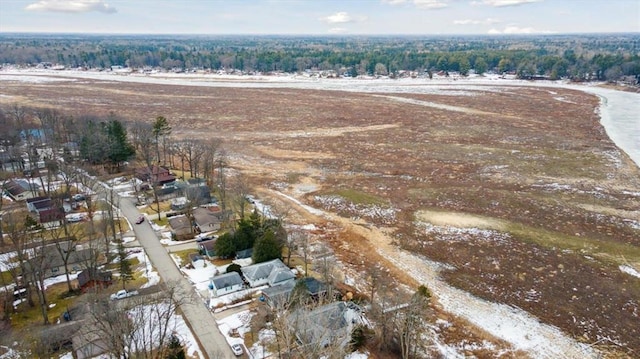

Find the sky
[[0, 0, 638, 35]]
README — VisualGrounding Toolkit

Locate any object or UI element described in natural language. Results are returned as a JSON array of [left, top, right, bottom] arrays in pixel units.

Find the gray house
[[288, 301, 365, 349], [209, 272, 244, 298], [241, 259, 295, 288], [192, 207, 223, 233]]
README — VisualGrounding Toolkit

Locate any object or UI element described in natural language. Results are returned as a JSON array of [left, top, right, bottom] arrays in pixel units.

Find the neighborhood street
[[118, 196, 234, 359]]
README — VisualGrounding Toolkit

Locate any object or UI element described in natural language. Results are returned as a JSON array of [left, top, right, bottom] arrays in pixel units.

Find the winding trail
[[268, 188, 598, 359]]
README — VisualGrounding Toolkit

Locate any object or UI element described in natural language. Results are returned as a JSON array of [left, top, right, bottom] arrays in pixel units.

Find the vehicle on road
[[110, 289, 139, 300], [135, 215, 145, 224], [231, 344, 243, 356]]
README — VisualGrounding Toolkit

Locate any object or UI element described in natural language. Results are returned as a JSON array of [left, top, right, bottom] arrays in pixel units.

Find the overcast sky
[[0, 0, 638, 35]]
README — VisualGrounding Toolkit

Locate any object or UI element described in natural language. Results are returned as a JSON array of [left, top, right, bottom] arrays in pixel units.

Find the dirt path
[[264, 187, 598, 359]]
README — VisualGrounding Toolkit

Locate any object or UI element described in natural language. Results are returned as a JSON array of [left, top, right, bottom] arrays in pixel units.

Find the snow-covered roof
[[241, 259, 290, 282], [210, 272, 243, 290]]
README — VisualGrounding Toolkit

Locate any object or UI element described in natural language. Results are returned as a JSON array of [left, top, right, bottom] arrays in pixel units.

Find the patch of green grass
[[152, 217, 169, 226], [10, 282, 78, 330], [286, 172, 304, 183], [330, 189, 386, 206], [506, 222, 640, 266], [171, 249, 199, 265]]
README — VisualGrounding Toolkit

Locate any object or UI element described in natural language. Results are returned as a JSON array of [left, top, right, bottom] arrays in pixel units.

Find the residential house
[[209, 272, 244, 298], [261, 277, 328, 309], [288, 301, 365, 349], [0, 152, 23, 173], [189, 253, 206, 269], [3, 179, 36, 201], [198, 238, 216, 258], [77, 269, 112, 292], [235, 248, 253, 260], [27, 196, 52, 212], [185, 185, 211, 205], [261, 280, 295, 308], [192, 206, 223, 233], [170, 196, 188, 211], [135, 165, 176, 186], [73, 324, 109, 359], [168, 214, 193, 240], [300, 277, 329, 299], [26, 243, 96, 279], [241, 259, 295, 288], [26, 196, 65, 226]]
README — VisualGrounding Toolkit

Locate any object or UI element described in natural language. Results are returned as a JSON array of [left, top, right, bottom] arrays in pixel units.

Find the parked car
[[72, 194, 86, 201], [231, 344, 243, 356], [110, 289, 139, 300], [135, 215, 145, 224]]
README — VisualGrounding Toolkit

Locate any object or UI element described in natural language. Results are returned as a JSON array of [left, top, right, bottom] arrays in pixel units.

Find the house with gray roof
[[193, 206, 223, 233], [288, 301, 365, 349], [241, 258, 295, 288], [209, 272, 244, 298]]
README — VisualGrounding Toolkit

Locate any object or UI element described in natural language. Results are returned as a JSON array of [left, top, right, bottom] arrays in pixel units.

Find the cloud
[[25, 0, 117, 13], [488, 25, 555, 34], [474, 0, 541, 7], [321, 12, 353, 24], [454, 18, 501, 25], [320, 12, 367, 24], [413, 0, 448, 9], [382, 0, 449, 9]]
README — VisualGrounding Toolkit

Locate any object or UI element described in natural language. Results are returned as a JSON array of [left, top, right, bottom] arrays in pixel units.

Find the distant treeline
[[1, 33, 639, 82]]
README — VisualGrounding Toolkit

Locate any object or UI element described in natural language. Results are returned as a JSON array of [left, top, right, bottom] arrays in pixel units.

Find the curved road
[[119, 196, 234, 359]]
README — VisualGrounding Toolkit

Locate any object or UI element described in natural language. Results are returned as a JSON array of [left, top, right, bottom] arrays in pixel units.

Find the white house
[[241, 259, 295, 288], [209, 272, 244, 298]]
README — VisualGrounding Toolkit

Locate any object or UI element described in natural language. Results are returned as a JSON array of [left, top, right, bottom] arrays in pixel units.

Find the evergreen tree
[[105, 119, 135, 170], [252, 228, 283, 264], [214, 232, 236, 258], [152, 116, 171, 165], [117, 241, 133, 289], [166, 334, 185, 359]]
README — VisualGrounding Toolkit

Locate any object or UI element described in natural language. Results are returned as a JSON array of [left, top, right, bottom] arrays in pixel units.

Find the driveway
[[119, 196, 234, 359]]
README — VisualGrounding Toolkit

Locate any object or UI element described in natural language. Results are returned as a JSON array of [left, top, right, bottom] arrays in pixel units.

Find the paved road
[[119, 196, 234, 359]]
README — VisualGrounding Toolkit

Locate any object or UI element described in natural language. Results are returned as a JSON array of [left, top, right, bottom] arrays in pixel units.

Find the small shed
[[77, 269, 112, 292]]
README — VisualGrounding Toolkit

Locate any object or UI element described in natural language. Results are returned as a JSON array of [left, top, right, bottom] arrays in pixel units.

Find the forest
[[0, 33, 639, 82]]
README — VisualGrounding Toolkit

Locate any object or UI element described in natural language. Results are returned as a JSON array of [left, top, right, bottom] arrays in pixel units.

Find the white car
[[110, 289, 139, 300], [231, 344, 243, 356]]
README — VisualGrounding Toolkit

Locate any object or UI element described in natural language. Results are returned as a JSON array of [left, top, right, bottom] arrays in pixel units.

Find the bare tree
[[3, 210, 36, 309], [285, 229, 304, 267], [231, 173, 251, 220], [397, 286, 431, 359], [136, 122, 165, 221], [298, 230, 311, 277], [25, 235, 53, 325], [201, 138, 222, 186], [49, 225, 83, 293], [80, 281, 190, 358]]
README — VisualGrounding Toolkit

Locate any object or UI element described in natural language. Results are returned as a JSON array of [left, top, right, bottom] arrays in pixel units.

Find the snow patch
[[619, 265, 640, 279]]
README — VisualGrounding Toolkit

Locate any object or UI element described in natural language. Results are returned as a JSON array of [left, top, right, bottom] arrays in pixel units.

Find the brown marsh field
[[1, 73, 639, 358]]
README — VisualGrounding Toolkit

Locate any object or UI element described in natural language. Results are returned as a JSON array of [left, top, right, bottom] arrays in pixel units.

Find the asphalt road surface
[[119, 196, 234, 359]]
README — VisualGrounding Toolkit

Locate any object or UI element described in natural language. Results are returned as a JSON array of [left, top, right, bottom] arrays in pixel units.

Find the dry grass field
[[2, 73, 639, 357]]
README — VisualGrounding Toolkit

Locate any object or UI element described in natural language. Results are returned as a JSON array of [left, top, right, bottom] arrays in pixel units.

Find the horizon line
[[1, 31, 638, 37]]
